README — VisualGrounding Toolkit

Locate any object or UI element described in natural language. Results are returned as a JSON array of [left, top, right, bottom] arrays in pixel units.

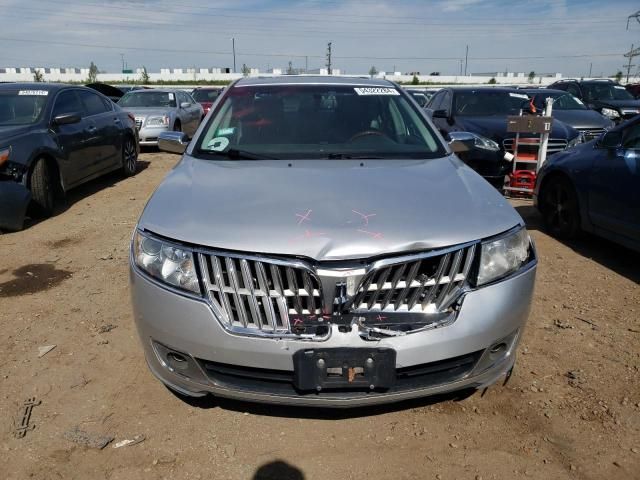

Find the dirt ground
[[1, 151, 639, 480]]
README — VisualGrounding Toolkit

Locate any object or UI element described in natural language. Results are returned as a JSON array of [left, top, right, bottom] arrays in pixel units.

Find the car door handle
[[113, 118, 122, 124], [85, 126, 98, 134]]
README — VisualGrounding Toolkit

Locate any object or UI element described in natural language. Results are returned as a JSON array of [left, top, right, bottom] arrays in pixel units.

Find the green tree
[[87, 61, 99, 83], [614, 70, 623, 83], [32, 69, 44, 82], [528, 71, 535, 82], [241, 63, 251, 77], [368, 65, 378, 79], [140, 66, 150, 84], [411, 74, 420, 85], [488, 77, 497, 84]]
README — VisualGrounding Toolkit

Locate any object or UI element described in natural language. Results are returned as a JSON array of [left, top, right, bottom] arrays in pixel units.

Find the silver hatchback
[[129, 76, 537, 407]]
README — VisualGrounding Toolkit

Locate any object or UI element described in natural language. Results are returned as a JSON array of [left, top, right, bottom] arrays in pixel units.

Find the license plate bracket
[[293, 348, 396, 391]]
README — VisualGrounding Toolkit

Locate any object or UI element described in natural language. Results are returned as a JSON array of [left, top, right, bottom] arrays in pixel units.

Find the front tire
[[29, 158, 55, 218], [122, 136, 138, 177], [541, 176, 581, 239]]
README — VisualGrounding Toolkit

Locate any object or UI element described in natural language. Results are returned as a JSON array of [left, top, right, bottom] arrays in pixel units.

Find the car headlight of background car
[[471, 133, 500, 151], [600, 107, 620, 120], [133, 230, 200, 293], [477, 228, 532, 285], [145, 115, 170, 127]]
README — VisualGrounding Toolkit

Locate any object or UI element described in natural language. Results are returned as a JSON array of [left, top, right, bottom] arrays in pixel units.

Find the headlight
[[600, 107, 620, 119], [471, 133, 500, 151], [145, 115, 170, 127], [567, 135, 583, 148], [133, 231, 200, 293], [477, 228, 531, 286]]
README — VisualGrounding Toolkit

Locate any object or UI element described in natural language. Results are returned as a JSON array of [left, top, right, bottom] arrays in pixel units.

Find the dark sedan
[[425, 87, 581, 189], [0, 83, 139, 231], [524, 88, 614, 141], [534, 116, 640, 252]]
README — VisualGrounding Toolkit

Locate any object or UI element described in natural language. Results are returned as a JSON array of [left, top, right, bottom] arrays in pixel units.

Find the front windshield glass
[[196, 85, 444, 159], [583, 83, 634, 101], [530, 92, 586, 111], [0, 90, 48, 125], [119, 91, 177, 108], [192, 89, 220, 102], [454, 91, 529, 116]]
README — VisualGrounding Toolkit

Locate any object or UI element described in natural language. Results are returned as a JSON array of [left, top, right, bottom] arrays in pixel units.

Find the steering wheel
[[348, 130, 391, 143]]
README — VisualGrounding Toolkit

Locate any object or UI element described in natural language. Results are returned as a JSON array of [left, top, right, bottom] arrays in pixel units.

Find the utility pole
[[627, 10, 640, 29], [589, 62, 592, 78], [464, 45, 469, 76], [459, 59, 463, 76], [232, 38, 236, 73], [326, 42, 332, 75], [305, 56, 308, 73], [120, 53, 125, 73], [624, 44, 640, 83]]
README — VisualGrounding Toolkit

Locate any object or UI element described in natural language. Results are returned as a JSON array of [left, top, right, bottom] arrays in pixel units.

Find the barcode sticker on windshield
[[614, 86, 626, 89], [354, 87, 400, 96], [168, 93, 175, 100], [18, 90, 48, 96], [509, 93, 529, 99]]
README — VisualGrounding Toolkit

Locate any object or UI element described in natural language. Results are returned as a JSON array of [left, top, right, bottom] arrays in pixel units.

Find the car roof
[[448, 87, 524, 94], [0, 82, 68, 92], [234, 75, 395, 87], [522, 88, 567, 95]]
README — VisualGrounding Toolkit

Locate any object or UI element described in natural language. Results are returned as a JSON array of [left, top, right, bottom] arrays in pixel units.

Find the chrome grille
[[199, 253, 323, 333], [576, 128, 605, 141], [347, 244, 476, 314], [503, 137, 568, 154]]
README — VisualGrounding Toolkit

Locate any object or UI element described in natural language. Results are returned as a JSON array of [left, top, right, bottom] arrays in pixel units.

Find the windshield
[[454, 91, 529, 116], [192, 89, 220, 102], [530, 92, 586, 111], [196, 85, 444, 159], [119, 91, 177, 108], [583, 83, 634, 102], [0, 90, 48, 125]]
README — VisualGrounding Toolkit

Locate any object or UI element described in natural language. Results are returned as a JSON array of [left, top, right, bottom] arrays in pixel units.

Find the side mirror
[[180, 102, 191, 109], [598, 130, 622, 149], [158, 131, 189, 154], [448, 131, 476, 153], [53, 113, 81, 125], [432, 109, 449, 119]]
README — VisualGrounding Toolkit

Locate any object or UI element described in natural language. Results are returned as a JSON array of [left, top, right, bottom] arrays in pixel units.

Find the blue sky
[[0, 0, 638, 77]]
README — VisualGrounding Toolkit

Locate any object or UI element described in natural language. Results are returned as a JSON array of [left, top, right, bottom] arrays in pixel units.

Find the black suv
[[548, 79, 640, 123]]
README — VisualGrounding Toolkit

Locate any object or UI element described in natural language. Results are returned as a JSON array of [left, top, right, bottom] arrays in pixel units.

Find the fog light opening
[[167, 352, 189, 371]]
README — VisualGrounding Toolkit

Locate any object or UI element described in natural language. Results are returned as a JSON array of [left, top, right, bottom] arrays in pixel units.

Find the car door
[[78, 89, 122, 174], [51, 89, 91, 186], [588, 122, 640, 242]]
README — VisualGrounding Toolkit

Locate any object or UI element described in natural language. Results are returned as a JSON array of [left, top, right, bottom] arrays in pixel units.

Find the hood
[[455, 115, 578, 143], [86, 82, 125, 99], [138, 156, 522, 261], [552, 109, 614, 130], [0, 125, 34, 143], [590, 99, 640, 110], [121, 107, 174, 118]]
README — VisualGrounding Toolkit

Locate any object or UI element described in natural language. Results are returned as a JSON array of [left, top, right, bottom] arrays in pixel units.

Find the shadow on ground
[[515, 203, 640, 284]]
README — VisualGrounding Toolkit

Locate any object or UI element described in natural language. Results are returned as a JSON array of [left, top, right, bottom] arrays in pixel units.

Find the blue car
[[534, 116, 640, 252]]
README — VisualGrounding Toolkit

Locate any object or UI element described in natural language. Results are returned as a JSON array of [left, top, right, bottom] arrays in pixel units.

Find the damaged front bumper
[[0, 181, 31, 231]]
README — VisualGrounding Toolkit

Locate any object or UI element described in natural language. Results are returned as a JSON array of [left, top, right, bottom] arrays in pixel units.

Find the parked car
[[0, 83, 139, 231], [191, 87, 222, 116], [548, 79, 640, 123], [625, 83, 640, 99], [404, 89, 430, 107], [534, 116, 640, 252], [425, 87, 581, 189], [118, 89, 203, 146], [129, 76, 537, 407], [86, 83, 148, 103], [523, 88, 614, 141]]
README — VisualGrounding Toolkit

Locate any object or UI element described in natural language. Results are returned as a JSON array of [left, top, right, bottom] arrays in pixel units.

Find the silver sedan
[[119, 89, 203, 146]]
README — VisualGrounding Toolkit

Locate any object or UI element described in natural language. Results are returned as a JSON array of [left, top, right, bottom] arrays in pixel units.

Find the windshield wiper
[[325, 153, 385, 159], [205, 149, 276, 160]]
